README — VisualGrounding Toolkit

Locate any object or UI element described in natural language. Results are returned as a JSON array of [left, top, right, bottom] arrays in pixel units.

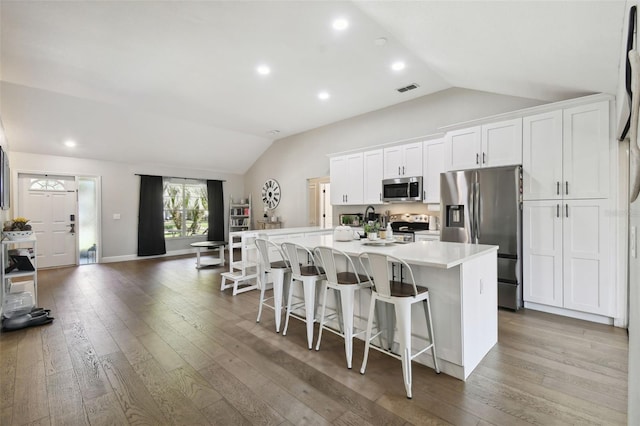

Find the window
[[28, 178, 67, 191], [163, 178, 208, 238]]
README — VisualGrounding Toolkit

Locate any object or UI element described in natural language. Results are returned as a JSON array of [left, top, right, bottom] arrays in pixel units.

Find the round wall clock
[[261, 178, 281, 209]]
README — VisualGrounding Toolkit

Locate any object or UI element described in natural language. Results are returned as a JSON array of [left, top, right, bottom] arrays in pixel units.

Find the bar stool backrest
[[255, 238, 289, 272], [313, 246, 361, 284], [359, 252, 419, 297], [281, 242, 320, 276]]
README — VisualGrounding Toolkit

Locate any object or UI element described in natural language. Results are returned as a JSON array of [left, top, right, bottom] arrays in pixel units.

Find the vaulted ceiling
[[0, 1, 628, 174]]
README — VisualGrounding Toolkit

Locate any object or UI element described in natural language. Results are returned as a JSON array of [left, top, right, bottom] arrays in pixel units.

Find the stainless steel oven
[[389, 216, 430, 242]]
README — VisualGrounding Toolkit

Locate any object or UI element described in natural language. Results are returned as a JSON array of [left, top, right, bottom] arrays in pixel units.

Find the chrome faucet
[[364, 205, 375, 222]]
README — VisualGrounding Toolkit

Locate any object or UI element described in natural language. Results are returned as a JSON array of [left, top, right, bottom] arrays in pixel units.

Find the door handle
[[482, 152, 486, 164], [556, 181, 560, 195], [398, 166, 401, 175], [565, 181, 569, 195], [476, 153, 480, 165], [474, 182, 481, 241], [402, 166, 405, 175], [556, 204, 560, 218], [565, 204, 569, 218]]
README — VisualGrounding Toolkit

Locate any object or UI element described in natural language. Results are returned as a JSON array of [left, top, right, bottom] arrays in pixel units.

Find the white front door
[[18, 174, 77, 268]]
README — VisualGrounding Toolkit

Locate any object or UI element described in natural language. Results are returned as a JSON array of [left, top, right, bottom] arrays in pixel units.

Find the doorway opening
[[78, 176, 100, 264], [307, 176, 332, 227]]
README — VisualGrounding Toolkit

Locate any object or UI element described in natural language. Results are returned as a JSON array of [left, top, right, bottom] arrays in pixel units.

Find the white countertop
[[286, 235, 497, 269], [229, 226, 332, 237]]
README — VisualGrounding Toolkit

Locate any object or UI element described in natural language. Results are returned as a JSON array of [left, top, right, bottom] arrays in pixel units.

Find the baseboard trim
[[524, 302, 615, 325], [100, 248, 202, 264]]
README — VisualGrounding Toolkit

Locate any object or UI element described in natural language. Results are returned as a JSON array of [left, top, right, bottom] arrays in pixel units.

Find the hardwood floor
[[0, 255, 628, 425]]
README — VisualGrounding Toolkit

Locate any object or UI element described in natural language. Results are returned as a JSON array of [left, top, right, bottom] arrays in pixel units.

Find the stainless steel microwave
[[382, 176, 423, 202]]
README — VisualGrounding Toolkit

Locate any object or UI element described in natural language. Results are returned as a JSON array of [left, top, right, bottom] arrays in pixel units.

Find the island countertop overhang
[[281, 235, 498, 269]]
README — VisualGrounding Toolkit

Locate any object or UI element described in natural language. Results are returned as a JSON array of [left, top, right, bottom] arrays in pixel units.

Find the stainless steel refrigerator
[[440, 166, 522, 310]]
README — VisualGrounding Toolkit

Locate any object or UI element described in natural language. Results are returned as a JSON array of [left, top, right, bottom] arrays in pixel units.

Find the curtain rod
[[135, 174, 226, 182]]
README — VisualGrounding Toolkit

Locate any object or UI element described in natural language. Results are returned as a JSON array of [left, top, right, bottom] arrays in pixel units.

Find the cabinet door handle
[[379, 193, 382, 201], [557, 181, 560, 195], [398, 166, 401, 175], [402, 166, 405, 175], [423, 190, 426, 200], [476, 153, 480, 165], [565, 181, 569, 195], [565, 204, 569, 218], [556, 204, 560, 218], [482, 152, 486, 164]]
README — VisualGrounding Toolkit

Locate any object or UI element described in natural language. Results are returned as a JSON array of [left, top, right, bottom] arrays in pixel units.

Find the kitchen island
[[274, 234, 498, 381]]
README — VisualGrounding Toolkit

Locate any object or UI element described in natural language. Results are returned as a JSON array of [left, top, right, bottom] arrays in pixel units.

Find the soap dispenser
[[385, 222, 393, 240]]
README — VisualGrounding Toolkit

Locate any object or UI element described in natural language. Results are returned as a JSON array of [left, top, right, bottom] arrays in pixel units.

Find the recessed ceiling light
[[391, 61, 406, 71], [332, 18, 349, 31], [256, 65, 271, 75], [64, 140, 76, 148], [318, 91, 330, 100]]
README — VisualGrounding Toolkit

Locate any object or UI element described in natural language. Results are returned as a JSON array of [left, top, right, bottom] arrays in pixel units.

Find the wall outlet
[[632, 226, 637, 259]]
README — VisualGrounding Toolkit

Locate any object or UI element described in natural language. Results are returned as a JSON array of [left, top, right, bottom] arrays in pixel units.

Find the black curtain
[[137, 175, 167, 256], [207, 180, 224, 242]]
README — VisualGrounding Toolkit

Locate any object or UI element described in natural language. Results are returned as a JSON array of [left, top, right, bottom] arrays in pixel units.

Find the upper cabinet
[[383, 142, 423, 178], [422, 138, 445, 204], [445, 118, 523, 171], [523, 101, 609, 200], [363, 149, 384, 204], [330, 153, 364, 205]]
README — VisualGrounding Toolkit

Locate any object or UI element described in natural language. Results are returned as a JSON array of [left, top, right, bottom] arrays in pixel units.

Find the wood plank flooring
[[0, 255, 628, 425]]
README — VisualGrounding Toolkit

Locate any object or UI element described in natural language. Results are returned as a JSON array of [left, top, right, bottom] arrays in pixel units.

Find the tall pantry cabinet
[[522, 100, 614, 318]]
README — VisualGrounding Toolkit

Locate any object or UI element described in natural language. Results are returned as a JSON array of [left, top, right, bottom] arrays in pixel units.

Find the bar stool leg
[[360, 295, 378, 375], [340, 287, 356, 369], [302, 278, 317, 349], [315, 284, 331, 351], [272, 269, 285, 333], [423, 298, 440, 373], [282, 278, 296, 336], [256, 269, 267, 324], [395, 299, 413, 399]]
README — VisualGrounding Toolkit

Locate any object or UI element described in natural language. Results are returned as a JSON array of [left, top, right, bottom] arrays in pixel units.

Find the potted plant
[[363, 221, 381, 239]]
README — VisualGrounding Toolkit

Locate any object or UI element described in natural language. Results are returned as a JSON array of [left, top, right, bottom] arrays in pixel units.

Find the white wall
[[8, 151, 244, 261], [244, 87, 545, 227], [615, 1, 639, 424]]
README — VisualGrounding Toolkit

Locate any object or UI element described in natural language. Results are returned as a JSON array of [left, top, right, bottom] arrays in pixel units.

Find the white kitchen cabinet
[[522, 110, 563, 200], [444, 126, 481, 171], [363, 149, 383, 204], [445, 118, 522, 171], [522, 101, 609, 201], [523, 199, 612, 316], [383, 142, 423, 178], [330, 153, 363, 205], [482, 118, 523, 167], [422, 137, 445, 204]]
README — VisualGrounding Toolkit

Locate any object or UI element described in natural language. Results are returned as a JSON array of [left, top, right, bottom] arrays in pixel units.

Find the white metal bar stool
[[255, 238, 291, 333], [358, 252, 440, 399], [281, 241, 326, 349], [313, 246, 372, 369]]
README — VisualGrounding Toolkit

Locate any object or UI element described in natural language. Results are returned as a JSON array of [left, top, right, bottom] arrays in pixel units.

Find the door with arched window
[[18, 174, 77, 268]]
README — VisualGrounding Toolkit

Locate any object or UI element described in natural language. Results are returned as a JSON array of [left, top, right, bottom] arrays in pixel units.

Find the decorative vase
[[2, 231, 34, 241]]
